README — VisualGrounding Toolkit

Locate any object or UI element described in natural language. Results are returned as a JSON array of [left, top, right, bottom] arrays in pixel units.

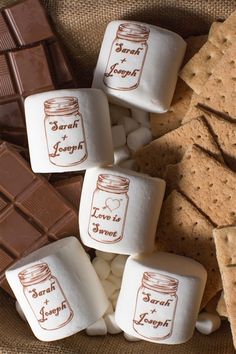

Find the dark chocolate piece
[[0, 0, 54, 51], [0, 142, 80, 295]]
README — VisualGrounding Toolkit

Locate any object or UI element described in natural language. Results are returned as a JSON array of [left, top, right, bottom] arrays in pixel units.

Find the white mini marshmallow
[[92, 21, 186, 112], [109, 104, 131, 125], [114, 146, 130, 165], [95, 250, 116, 262], [104, 313, 122, 334], [6, 237, 109, 342], [117, 116, 140, 135], [127, 127, 152, 151], [25, 89, 114, 173], [111, 255, 128, 277], [15, 301, 27, 322], [112, 125, 126, 148], [195, 312, 221, 335], [79, 166, 165, 254], [107, 274, 122, 290], [115, 252, 207, 344], [86, 318, 107, 336], [102, 280, 117, 298], [123, 332, 141, 341], [105, 301, 114, 315], [92, 257, 111, 280], [131, 109, 150, 128], [119, 159, 138, 171]]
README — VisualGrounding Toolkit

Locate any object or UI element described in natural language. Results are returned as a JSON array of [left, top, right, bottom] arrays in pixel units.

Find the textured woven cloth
[[0, 0, 236, 353]]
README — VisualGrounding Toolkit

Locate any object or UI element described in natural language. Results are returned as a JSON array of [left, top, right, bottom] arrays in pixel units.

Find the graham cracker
[[217, 291, 228, 318], [156, 189, 222, 308], [183, 34, 208, 65], [164, 145, 236, 226], [196, 40, 236, 118], [135, 116, 223, 177], [182, 93, 205, 123], [213, 226, 236, 348], [204, 291, 221, 314], [208, 22, 223, 41], [150, 79, 193, 138], [208, 10, 236, 53]]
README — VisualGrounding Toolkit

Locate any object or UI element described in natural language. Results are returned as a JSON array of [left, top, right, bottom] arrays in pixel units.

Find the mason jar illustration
[[103, 23, 150, 90], [44, 96, 87, 167], [133, 272, 179, 340], [18, 263, 74, 331], [88, 174, 130, 243]]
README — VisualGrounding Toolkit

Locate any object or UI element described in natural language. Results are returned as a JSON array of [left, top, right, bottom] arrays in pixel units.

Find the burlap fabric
[[0, 0, 236, 353]]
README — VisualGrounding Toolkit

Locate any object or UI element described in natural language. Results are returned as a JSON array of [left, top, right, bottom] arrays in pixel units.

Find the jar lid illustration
[[97, 174, 130, 194], [44, 97, 79, 116], [18, 263, 51, 287], [117, 23, 150, 42], [142, 272, 179, 295]]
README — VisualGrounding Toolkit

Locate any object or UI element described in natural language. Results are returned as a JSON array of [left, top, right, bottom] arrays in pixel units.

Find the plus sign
[[121, 58, 126, 63], [150, 309, 157, 314], [44, 299, 49, 306], [62, 135, 68, 141]]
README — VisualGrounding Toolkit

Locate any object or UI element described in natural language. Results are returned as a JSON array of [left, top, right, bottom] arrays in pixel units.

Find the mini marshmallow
[[195, 312, 221, 335], [111, 255, 128, 277], [127, 127, 152, 151], [105, 301, 114, 315], [79, 166, 165, 254], [114, 146, 130, 165], [107, 274, 122, 290], [6, 237, 109, 341], [131, 109, 150, 128], [25, 89, 114, 173], [119, 159, 138, 171], [86, 318, 107, 336], [110, 290, 120, 304], [104, 313, 122, 334], [111, 125, 126, 148], [112, 297, 118, 309], [92, 257, 111, 280], [92, 21, 186, 112], [15, 301, 27, 322], [115, 252, 207, 344], [123, 332, 141, 341], [109, 104, 131, 125], [102, 280, 117, 298], [117, 116, 140, 134], [95, 250, 116, 262]]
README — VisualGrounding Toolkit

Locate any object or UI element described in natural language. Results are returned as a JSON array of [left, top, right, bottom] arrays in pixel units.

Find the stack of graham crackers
[[134, 10, 236, 348]]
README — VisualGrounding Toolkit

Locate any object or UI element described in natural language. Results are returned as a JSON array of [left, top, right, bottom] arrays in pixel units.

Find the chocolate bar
[[53, 175, 83, 211], [0, 41, 76, 145], [0, 0, 54, 51], [0, 142, 80, 295]]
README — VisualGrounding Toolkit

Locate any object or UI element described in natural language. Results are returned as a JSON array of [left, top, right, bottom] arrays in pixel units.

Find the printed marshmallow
[[79, 166, 165, 254], [6, 237, 109, 341], [115, 252, 207, 344], [195, 312, 221, 335], [15, 301, 27, 322], [92, 21, 186, 112], [25, 89, 113, 173]]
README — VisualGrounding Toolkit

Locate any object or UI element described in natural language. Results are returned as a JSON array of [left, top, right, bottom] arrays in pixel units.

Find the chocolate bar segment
[[0, 142, 80, 295], [1, 0, 54, 50]]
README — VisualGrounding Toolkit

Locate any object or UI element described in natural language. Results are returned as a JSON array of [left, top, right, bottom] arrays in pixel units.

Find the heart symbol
[[105, 198, 120, 212]]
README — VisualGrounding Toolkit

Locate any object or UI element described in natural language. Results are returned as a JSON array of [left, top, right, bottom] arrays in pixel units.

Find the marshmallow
[[92, 257, 111, 280], [92, 21, 186, 112], [109, 104, 131, 125], [124, 332, 141, 341], [115, 252, 207, 344], [15, 301, 27, 322], [107, 274, 122, 290], [104, 313, 122, 334], [117, 116, 140, 134], [111, 297, 118, 309], [119, 159, 138, 171], [105, 301, 114, 315], [127, 127, 152, 151], [111, 255, 128, 277], [131, 109, 150, 128], [25, 89, 114, 173], [111, 125, 126, 148], [101, 280, 117, 298], [6, 237, 109, 341], [114, 146, 130, 165], [79, 166, 165, 254], [86, 318, 107, 336], [195, 312, 221, 335], [95, 250, 116, 262]]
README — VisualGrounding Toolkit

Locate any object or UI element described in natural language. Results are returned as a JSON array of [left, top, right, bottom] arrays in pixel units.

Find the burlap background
[[0, 0, 236, 353]]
